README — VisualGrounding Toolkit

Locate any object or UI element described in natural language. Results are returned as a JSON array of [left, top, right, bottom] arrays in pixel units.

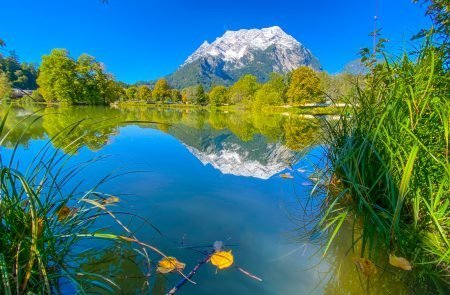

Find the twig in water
[[168, 251, 214, 295]]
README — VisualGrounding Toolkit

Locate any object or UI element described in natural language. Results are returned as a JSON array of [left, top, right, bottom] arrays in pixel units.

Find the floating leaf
[[352, 257, 377, 277], [102, 196, 120, 205], [389, 254, 412, 271], [57, 206, 76, 221], [280, 173, 293, 179], [157, 257, 185, 274], [210, 250, 234, 270]]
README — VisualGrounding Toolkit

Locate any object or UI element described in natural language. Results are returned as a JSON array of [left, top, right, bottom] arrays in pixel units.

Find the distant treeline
[[121, 68, 359, 107], [0, 46, 360, 107], [0, 49, 38, 99]]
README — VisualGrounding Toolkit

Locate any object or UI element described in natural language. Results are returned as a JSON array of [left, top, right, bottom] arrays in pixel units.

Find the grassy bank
[[315, 39, 449, 293]]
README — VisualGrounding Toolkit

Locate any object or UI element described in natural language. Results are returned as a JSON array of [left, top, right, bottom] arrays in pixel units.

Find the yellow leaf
[[352, 257, 377, 278], [280, 173, 293, 179], [389, 254, 412, 271], [156, 257, 185, 274], [102, 196, 120, 205], [210, 250, 234, 270]]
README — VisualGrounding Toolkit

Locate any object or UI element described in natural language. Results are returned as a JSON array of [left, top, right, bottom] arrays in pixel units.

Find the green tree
[[170, 89, 181, 103], [181, 86, 197, 104], [228, 74, 259, 105], [286, 66, 323, 104], [208, 85, 228, 106], [136, 85, 152, 101], [0, 52, 38, 90], [152, 78, 170, 102], [195, 84, 207, 105], [254, 73, 286, 107], [318, 71, 358, 103], [37, 49, 78, 103], [0, 72, 12, 100], [125, 86, 138, 101], [75, 54, 102, 104]]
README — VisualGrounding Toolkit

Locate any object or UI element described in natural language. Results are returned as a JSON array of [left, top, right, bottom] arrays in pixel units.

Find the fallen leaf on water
[[210, 250, 234, 269], [102, 196, 120, 205], [389, 254, 412, 271], [157, 257, 185, 274], [352, 257, 377, 277], [280, 173, 294, 179], [57, 206, 77, 221]]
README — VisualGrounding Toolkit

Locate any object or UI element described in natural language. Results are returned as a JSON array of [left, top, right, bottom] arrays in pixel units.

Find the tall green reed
[[317, 37, 449, 292]]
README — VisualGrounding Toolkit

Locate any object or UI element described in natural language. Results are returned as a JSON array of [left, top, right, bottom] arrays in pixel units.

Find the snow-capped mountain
[[168, 124, 297, 179], [185, 142, 295, 179], [167, 26, 321, 89]]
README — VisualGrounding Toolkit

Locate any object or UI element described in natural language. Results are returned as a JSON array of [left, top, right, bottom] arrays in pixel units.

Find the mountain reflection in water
[[0, 103, 323, 179]]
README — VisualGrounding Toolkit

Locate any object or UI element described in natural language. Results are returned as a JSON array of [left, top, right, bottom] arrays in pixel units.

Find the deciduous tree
[[152, 78, 170, 102], [208, 85, 228, 106], [228, 74, 259, 104], [286, 66, 323, 104]]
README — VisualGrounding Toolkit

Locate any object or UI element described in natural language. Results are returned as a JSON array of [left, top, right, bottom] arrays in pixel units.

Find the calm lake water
[[0, 103, 407, 294]]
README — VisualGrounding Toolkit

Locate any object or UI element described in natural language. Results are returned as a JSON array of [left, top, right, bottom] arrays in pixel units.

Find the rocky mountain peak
[[167, 26, 321, 89]]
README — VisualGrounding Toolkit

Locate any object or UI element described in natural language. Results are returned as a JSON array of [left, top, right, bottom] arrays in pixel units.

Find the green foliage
[[152, 78, 171, 102], [254, 73, 286, 107], [195, 84, 207, 105], [181, 86, 197, 104], [0, 72, 12, 100], [136, 85, 152, 101], [30, 90, 44, 102], [286, 66, 323, 104], [37, 49, 120, 105], [208, 85, 228, 106], [317, 71, 359, 103], [125, 86, 137, 101], [169, 89, 181, 103], [0, 51, 38, 90], [317, 39, 449, 292], [37, 49, 78, 103], [228, 74, 260, 104]]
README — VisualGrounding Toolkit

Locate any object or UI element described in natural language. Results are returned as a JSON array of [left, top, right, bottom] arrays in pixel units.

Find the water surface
[[0, 103, 407, 294]]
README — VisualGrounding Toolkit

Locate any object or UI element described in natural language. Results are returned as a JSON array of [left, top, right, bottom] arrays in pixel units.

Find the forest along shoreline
[[0, 0, 449, 294]]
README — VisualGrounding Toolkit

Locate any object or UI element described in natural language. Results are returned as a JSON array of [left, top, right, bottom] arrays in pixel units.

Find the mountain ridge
[[165, 26, 321, 89]]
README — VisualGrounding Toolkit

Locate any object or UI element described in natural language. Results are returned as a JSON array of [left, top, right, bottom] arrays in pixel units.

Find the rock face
[[167, 26, 321, 89]]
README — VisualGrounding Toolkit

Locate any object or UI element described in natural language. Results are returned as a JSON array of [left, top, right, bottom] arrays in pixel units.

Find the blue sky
[[1, 0, 430, 83]]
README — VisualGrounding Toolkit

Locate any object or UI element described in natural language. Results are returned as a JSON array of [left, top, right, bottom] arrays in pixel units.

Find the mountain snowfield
[[184, 142, 295, 179], [166, 26, 321, 89], [183, 26, 319, 72]]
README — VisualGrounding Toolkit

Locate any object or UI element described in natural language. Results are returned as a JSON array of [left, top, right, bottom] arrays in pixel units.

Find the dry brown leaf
[[389, 254, 412, 271], [352, 256, 377, 278], [57, 206, 77, 221]]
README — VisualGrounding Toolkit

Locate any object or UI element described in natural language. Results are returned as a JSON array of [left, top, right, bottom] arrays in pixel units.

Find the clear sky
[[0, 0, 431, 83]]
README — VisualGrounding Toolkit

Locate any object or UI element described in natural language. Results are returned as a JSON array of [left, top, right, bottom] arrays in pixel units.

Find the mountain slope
[[167, 26, 322, 89]]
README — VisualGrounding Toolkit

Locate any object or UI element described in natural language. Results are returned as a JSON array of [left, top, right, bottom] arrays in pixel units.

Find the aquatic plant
[[0, 107, 172, 293], [316, 36, 449, 293]]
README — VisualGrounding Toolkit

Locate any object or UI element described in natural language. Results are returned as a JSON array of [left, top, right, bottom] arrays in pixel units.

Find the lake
[[0, 103, 407, 294]]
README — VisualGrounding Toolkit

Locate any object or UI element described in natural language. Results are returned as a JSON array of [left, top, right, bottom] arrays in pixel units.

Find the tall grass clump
[[317, 37, 449, 293], [0, 109, 168, 294]]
